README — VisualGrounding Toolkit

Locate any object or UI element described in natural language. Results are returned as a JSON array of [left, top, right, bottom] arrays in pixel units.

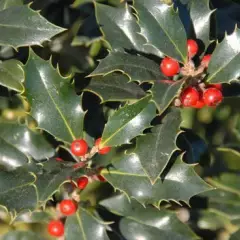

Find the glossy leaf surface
[[85, 74, 145, 102], [101, 96, 156, 147], [102, 154, 212, 205], [24, 50, 85, 143], [0, 5, 65, 48], [135, 109, 181, 183], [89, 52, 164, 82], [133, 0, 187, 62]]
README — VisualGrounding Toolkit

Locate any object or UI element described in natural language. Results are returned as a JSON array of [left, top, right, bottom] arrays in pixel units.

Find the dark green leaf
[[89, 52, 164, 82], [206, 173, 240, 196], [207, 29, 240, 83], [0, 0, 22, 11], [0, 168, 37, 213], [135, 109, 181, 183], [85, 73, 145, 102], [95, 3, 147, 53], [65, 207, 110, 240], [101, 194, 199, 240], [2, 231, 42, 240], [101, 96, 156, 147], [189, 0, 213, 48], [0, 122, 54, 160], [151, 80, 184, 115], [230, 229, 240, 240], [102, 153, 212, 205], [133, 0, 187, 62], [34, 161, 74, 206], [0, 5, 65, 48], [0, 137, 29, 170], [24, 50, 86, 143], [0, 60, 24, 92]]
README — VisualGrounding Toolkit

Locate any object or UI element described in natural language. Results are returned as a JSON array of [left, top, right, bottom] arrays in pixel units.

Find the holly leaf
[[14, 210, 51, 223], [0, 167, 37, 213], [24, 50, 86, 143], [189, 0, 213, 48], [133, 0, 188, 63], [0, 122, 55, 161], [100, 194, 199, 240], [206, 173, 240, 196], [0, 0, 23, 11], [0, 5, 65, 48], [0, 59, 24, 92], [89, 52, 164, 83], [151, 80, 184, 115], [207, 29, 240, 83], [0, 137, 29, 170], [34, 161, 76, 206], [2, 231, 42, 240], [65, 207, 110, 240], [85, 73, 145, 102], [94, 3, 147, 53], [101, 96, 156, 147], [135, 109, 182, 183], [102, 153, 212, 205]]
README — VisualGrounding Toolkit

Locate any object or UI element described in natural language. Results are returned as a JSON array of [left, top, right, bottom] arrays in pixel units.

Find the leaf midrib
[[33, 61, 76, 141], [76, 210, 87, 240], [101, 102, 148, 146], [139, 2, 186, 62]]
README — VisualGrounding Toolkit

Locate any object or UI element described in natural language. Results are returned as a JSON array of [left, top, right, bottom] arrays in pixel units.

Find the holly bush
[[0, 0, 240, 239]]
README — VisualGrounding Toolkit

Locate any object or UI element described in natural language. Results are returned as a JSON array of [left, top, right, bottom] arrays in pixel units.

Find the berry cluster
[[48, 139, 110, 237], [160, 39, 223, 108]]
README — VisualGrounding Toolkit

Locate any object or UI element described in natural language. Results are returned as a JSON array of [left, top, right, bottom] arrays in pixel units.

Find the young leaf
[[65, 207, 110, 240], [135, 109, 182, 183], [0, 5, 65, 48], [207, 29, 240, 83], [0, 122, 55, 160], [190, 0, 213, 48], [94, 3, 147, 53], [101, 96, 156, 147], [85, 73, 145, 102], [151, 80, 184, 115], [24, 50, 86, 143], [0, 137, 29, 170], [0, 168, 37, 213], [0, 60, 24, 92], [2, 231, 42, 240], [133, 0, 188, 62], [100, 194, 199, 240], [89, 52, 164, 82], [102, 153, 212, 205]]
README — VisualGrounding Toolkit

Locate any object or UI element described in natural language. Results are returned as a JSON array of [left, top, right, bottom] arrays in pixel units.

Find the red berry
[[207, 83, 222, 91], [187, 39, 198, 58], [77, 176, 88, 189], [71, 139, 88, 156], [180, 87, 200, 107], [59, 199, 77, 216], [202, 54, 211, 67], [203, 88, 223, 106], [192, 100, 205, 109], [48, 220, 64, 237], [95, 138, 111, 155], [160, 57, 180, 77]]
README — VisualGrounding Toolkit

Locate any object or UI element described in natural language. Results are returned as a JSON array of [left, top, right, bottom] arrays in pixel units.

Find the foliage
[[0, 0, 239, 239]]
